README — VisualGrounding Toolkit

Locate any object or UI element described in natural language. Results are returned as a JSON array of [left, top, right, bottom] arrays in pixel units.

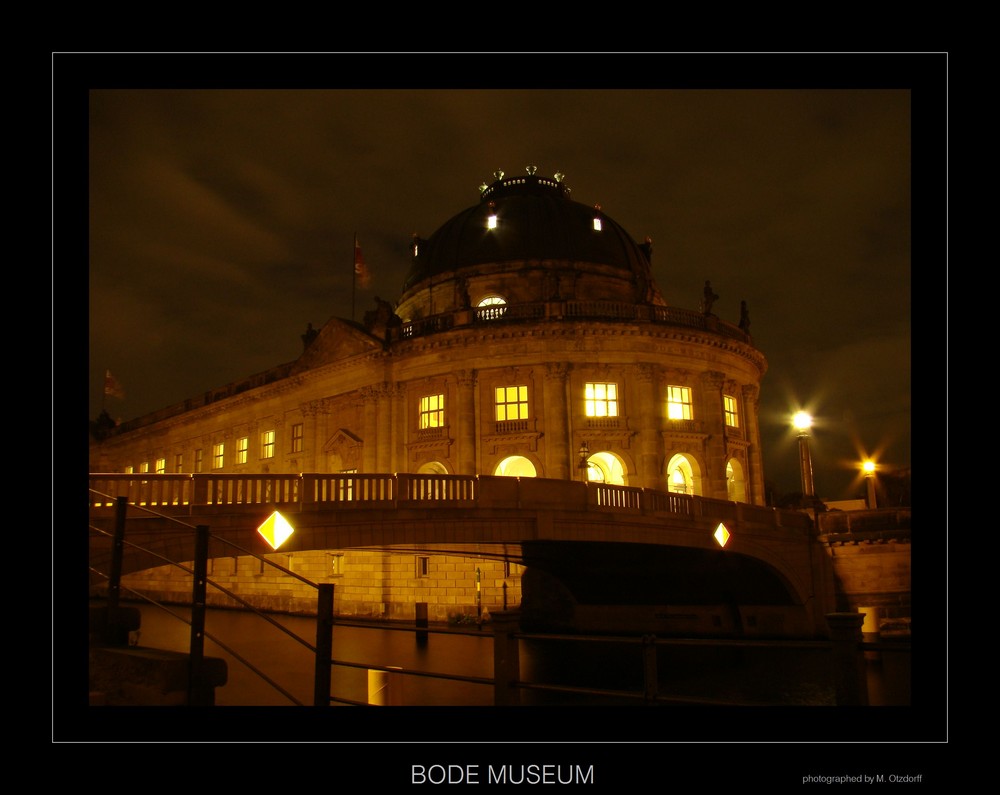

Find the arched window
[[477, 295, 508, 321], [494, 455, 536, 478], [417, 461, 449, 475]]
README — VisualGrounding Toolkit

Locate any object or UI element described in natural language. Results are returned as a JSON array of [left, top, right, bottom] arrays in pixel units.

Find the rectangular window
[[585, 382, 619, 417], [138, 462, 149, 474], [666, 386, 693, 420], [417, 556, 430, 577], [212, 443, 224, 470], [420, 394, 445, 429], [724, 395, 739, 428], [261, 429, 275, 459], [174, 453, 184, 473], [124, 465, 133, 475], [495, 385, 529, 421], [194, 449, 203, 473], [291, 423, 303, 453], [330, 553, 345, 575], [155, 458, 166, 474], [236, 436, 249, 465]]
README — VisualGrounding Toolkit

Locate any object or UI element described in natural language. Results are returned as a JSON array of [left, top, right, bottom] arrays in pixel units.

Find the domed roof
[[403, 168, 654, 292]]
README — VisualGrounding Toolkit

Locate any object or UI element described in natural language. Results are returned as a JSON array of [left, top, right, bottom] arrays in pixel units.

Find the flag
[[354, 235, 371, 288], [104, 369, 125, 399]]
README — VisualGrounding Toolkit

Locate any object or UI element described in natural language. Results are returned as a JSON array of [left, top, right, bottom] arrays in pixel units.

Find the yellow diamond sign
[[714, 523, 730, 548], [258, 510, 294, 550]]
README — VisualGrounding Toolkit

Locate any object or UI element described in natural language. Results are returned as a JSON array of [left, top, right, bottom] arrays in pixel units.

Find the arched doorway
[[666, 453, 701, 496], [494, 456, 537, 477], [417, 461, 449, 475], [726, 458, 747, 503], [585, 451, 627, 485]]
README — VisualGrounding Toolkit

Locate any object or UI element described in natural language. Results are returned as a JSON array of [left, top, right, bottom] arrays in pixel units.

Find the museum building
[[89, 167, 769, 622]]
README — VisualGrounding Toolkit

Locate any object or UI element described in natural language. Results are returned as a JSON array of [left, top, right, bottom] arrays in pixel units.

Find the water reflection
[[120, 603, 909, 707]]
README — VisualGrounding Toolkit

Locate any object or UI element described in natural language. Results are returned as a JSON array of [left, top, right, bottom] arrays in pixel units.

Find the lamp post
[[578, 441, 590, 482], [792, 411, 815, 500], [863, 460, 877, 509]]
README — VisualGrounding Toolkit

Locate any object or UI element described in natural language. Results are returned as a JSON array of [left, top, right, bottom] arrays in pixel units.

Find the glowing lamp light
[[792, 411, 812, 433], [862, 460, 876, 475], [593, 218, 602, 231], [714, 523, 731, 548], [258, 510, 294, 550], [487, 214, 498, 230]]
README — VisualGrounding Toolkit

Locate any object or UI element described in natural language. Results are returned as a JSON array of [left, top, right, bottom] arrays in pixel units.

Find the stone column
[[543, 363, 570, 481], [700, 370, 727, 500], [634, 363, 662, 490], [375, 384, 394, 473], [742, 384, 765, 506], [388, 383, 406, 473], [360, 386, 378, 473], [301, 400, 324, 472], [455, 370, 478, 475]]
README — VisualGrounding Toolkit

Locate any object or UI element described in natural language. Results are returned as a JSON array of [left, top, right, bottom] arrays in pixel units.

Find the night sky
[[72, 54, 937, 502]]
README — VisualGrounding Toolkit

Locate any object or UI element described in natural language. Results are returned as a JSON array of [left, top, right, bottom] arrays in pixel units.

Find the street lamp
[[792, 411, 815, 499], [862, 459, 877, 509]]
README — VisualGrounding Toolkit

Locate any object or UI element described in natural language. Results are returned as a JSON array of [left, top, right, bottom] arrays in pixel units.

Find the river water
[[117, 602, 909, 708]]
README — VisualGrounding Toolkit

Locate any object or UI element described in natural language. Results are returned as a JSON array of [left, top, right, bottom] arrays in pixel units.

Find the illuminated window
[[585, 382, 618, 417], [155, 458, 166, 474], [666, 386, 693, 420], [212, 443, 224, 470], [495, 385, 529, 421], [194, 449, 203, 473], [291, 423, 303, 453], [139, 462, 149, 474], [124, 465, 133, 475], [487, 214, 497, 229], [236, 436, 248, 465], [593, 217, 602, 231], [420, 394, 445, 428], [477, 295, 506, 307], [331, 553, 345, 575], [175, 453, 183, 473], [724, 395, 739, 427], [261, 429, 275, 459]]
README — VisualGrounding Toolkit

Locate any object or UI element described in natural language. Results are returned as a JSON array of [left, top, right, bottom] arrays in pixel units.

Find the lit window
[[139, 462, 149, 474], [194, 449, 203, 473], [724, 395, 739, 428], [212, 443, 224, 470], [155, 458, 166, 474], [175, 453, 183, 473], [585, 382, 618, 417], [495, 385, 529, 421], [124, 465, 133, 475], [666, 386, 693, 420], [236, 436, 248, 465], [291, 423, 303, 453], [420, 394, 445, 429], [477, 295, 506, 307], [593, 217, 602, 231], [331, 553, 345, 575], [487, 214, 497, 230], [261, 429, 275, 459]]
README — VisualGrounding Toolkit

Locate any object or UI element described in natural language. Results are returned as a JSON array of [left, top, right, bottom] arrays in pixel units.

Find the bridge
[[88, 472, 835, 635]]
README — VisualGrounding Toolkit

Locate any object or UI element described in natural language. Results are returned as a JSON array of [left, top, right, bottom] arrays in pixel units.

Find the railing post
[[314, 583, 334, 707], [415, 602, 429, 646], [188, 525, 211, 705], [826, 612, 869, 706], [642, 635, 658, 705], [492, 610, 521, 706]]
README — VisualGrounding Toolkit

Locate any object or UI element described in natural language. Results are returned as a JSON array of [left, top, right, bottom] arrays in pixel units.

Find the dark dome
[[403, 170, 653, 291]]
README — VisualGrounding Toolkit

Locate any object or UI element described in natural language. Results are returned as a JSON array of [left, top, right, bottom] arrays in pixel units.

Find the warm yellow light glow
[[593, 218, 602, 231], [487, 214, 497, 229], [792, 411, 812, 432], [258, 511, 294, 550], [863, 460, 876, 475], [714, 523, 730, 548]]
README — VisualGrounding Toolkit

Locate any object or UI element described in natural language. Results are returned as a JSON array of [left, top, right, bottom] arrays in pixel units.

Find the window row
[[123, 424, 303, 473]]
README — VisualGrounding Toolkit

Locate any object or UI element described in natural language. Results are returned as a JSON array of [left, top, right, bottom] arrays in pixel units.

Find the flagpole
[[352, 232, 357, 323]]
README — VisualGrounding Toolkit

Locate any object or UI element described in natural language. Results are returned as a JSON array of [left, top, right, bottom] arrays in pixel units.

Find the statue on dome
[[702, 280, 719, 315], [301, 322, 319, 350], [739, 300, 751, 333]]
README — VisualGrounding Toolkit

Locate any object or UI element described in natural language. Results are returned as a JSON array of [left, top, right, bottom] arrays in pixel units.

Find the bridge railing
[[90, 472, 826, 533]]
